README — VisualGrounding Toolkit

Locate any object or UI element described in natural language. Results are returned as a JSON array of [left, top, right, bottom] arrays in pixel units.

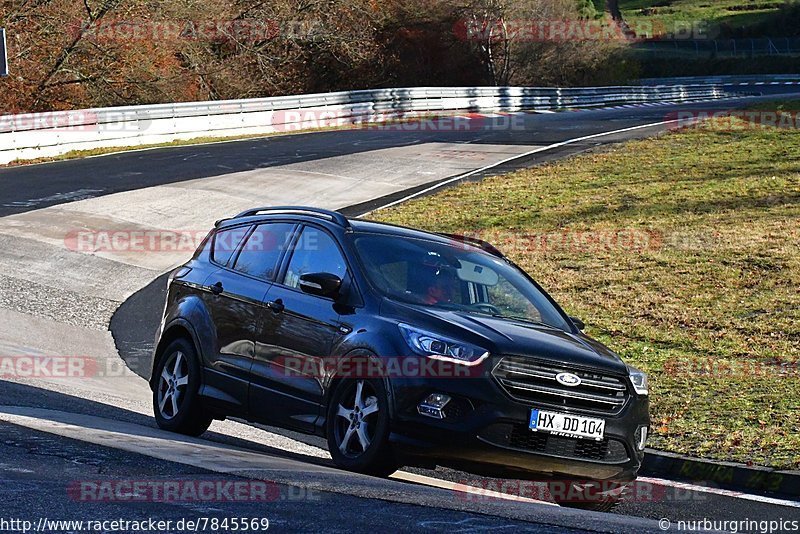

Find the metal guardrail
[[0, 84, 726, 165], [640, 75, 800, 86]]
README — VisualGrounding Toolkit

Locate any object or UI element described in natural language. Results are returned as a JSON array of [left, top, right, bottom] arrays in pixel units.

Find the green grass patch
[[370, 118, 800, 469], [749, 98, 800, 112], [621, 0, 786, 37]]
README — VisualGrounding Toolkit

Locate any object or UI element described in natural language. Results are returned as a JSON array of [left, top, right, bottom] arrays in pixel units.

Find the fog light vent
[[417, 393, 451, 419]]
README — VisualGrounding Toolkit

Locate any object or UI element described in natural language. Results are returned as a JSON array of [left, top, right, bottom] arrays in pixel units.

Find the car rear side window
[[233, 223, 296, 280], [283, 227, 347, 289], [212, 226, 251, 266]]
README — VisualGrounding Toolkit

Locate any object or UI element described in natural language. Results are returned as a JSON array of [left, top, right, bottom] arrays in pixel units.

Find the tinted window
[[233, 223, 296, 280], [354, 234, 569, 330], [212, 226, 251, 266], [283, 227, 347, 289], [193, 230, 213, 259]]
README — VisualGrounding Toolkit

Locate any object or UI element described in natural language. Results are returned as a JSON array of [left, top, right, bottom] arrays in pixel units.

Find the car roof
[[349, 218, 454, 242], [215, 207, 504, 257], [217, 208, 443, 239]]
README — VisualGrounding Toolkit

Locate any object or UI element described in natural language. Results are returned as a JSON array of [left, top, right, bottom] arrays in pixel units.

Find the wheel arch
[[319, 348, 396, 437], [150, 319, 203, 390]]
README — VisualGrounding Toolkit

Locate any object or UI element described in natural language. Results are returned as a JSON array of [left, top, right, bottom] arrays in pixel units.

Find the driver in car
[[422, 268, 457, 305]]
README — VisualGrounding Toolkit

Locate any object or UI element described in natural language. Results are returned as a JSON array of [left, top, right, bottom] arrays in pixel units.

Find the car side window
[[232, 223, 295, 280], [283, 227, 347, 289], [212, 226, 251, 266]]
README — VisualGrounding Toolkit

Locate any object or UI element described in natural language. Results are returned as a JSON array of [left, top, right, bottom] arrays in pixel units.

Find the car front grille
[[479, 423, 630, 464], [492, 356, 629, 414]]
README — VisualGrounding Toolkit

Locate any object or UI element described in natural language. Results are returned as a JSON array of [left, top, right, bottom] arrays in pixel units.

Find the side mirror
[[570, 316, 585, 331], [299, 272, 342, 298]]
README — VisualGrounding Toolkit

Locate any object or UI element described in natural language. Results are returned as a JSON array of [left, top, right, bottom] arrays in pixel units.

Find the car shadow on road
[[0, 379, 335, 469]]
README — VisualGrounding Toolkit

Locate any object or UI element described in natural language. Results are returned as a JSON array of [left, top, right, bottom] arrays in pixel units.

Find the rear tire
[[548, 480, 628, 512], [153, 338, 212, 437], [326, 378, 398, 477]]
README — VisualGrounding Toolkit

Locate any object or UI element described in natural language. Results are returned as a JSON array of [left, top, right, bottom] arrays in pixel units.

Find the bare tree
[[454, 0, 629, 87], [2, 0, 202, 111], [456, 0, 513, 85], [0, 0, 635, 113], [605, 0, 623, 21]]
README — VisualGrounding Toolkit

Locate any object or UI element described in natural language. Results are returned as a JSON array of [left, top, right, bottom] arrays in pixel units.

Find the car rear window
[[212, 226, 251, 266], [233, 223, 296, 280]]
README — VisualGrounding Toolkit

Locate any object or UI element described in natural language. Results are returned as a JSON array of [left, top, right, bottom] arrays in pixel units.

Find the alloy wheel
[[334, 380, 380, 458], [157, 351, 189, 420]]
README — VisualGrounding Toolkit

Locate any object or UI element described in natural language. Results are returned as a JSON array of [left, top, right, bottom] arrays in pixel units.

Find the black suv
[[151, 206, 649, 511]]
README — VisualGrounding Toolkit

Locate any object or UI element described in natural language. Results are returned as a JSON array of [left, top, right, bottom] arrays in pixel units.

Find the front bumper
[[387, 373, 649, 483]]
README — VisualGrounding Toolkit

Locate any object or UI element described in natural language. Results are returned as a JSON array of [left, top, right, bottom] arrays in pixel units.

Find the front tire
[[153, 338, 212, 437], [326, 378, 398, 477]]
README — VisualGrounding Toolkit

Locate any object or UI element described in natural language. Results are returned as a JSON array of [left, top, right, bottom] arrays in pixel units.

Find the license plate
[[529, 409, 605, 441]]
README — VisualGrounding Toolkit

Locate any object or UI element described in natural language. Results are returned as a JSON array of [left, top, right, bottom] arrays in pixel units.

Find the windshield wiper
[[491, 314, 551, 328]]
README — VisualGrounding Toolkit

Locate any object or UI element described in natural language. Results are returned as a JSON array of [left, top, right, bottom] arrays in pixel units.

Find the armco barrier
[[0, 85, 726, 164], [639, 74, 800, 86]]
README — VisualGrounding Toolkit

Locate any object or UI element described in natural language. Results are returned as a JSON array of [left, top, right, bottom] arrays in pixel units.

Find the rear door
[[202, 222, 296, 414], [199, 224, 257, 413], [249, 224, 349, 431]]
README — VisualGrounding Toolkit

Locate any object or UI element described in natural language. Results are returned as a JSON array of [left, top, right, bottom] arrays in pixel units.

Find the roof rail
[[439, 233, 506, 258], [231, 206, 351, 228]]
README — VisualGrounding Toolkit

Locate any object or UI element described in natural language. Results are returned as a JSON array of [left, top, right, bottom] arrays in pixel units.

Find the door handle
[[266, 299, 285, 313], [208, 281, 224, 295]]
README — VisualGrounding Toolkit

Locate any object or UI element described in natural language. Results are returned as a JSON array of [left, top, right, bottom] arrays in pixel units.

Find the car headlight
[[628, 366, 649, 396], [398, 324, 489, 366]]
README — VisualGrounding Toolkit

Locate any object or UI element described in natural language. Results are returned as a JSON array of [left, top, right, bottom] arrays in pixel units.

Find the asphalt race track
[[1, 92, 799, 533]]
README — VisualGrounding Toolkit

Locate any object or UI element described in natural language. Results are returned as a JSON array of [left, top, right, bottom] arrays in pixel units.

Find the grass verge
[[621, 0, 785, 36], [370, 115, 800, 469]]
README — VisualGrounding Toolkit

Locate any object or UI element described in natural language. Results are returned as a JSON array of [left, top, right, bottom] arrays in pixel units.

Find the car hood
[[382, 299, 628, 375]]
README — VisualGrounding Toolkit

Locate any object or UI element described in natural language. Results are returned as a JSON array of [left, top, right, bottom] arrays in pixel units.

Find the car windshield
[[353, 233, 570, 331]]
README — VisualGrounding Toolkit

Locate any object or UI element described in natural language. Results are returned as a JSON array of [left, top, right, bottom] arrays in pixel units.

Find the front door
[[249, 224, 349, 431]]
